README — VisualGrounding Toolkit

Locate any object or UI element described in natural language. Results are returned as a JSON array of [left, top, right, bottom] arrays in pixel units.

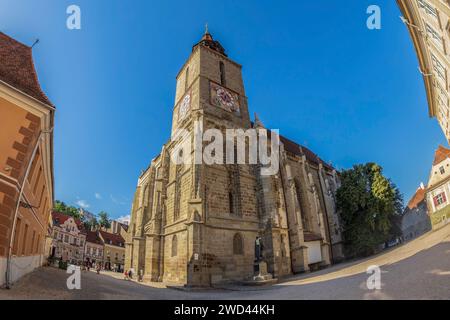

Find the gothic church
[[125, 30, 344, 286]]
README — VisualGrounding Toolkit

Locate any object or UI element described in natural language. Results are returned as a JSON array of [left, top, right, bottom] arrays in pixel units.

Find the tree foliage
[[54, 200, 81, 219], [336, 163, 403, 257], [98, 211, 111, 230], [83, 216, 99, 232]]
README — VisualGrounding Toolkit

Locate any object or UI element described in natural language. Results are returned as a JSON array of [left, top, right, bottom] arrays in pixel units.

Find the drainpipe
[[5, 127, 53, 288]]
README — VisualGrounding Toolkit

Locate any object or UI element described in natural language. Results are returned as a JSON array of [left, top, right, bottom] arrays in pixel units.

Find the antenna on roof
[[31, 38, 39, 48]]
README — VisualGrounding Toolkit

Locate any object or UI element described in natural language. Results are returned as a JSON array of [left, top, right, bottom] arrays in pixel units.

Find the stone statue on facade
[[254, 236, 264, 262]]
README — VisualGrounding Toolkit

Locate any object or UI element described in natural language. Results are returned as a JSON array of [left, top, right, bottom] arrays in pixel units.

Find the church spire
[[193, 25, 227, 57], [254, 113, 265, 128]]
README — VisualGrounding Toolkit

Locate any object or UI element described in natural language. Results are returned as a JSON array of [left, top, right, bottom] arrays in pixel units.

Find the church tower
[[166, 28, 262, 285]]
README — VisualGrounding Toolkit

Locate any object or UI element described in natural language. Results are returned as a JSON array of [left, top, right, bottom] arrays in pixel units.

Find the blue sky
[[1, 0, 447, 220]]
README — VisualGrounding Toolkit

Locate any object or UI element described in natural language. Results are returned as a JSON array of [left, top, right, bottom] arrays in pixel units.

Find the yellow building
[[0, 32, 54, 287], [397, 0, 450, 142], [426, 145, 450, 228], [99, 230, 125, 272]]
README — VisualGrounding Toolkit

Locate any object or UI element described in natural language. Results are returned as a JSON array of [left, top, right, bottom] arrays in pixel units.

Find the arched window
[[171, 235, 178, 257], [233, 233, 243, 255], [219, 61, 226, 86], [174, 148, 183, 221]]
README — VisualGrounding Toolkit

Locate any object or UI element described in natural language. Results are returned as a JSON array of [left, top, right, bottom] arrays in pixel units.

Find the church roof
[[0, 32, 53, 106], [192, 28, 227, 57], [280, 135, 335, 171], [433, 145, 450, 166], [407, 186, 426, 210]]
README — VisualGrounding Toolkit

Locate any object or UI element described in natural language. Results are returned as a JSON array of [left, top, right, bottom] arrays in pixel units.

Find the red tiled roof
[[86, 230, 103, 245], [51, 211, 83, 228], [407, 187, 426, 210], [99, 230, 125, 247], [0, 32, 53, 106], [303, 231, 323, 242], [433, 145, 450, 166]]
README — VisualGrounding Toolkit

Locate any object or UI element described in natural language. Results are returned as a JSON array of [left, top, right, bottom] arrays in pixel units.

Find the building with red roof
[[426, 145, 450, 229], [0, 32, 55, 287], [99, 230, 125, 272], [84, 230, 104, 268], [48, 212, 86, 265], [402, 184, 431, 241]]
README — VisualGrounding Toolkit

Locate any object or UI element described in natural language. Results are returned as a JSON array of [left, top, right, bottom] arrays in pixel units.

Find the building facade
[[397, 0, 450, 142], [100, 230, 125, 272], [401, 183, 432, 241], [125, 30, 344, 286], [0, 32, 54, 286], [426, 145, 450, 228], [48, 212, 86, 265], [84, 230, 104, 268], [105, 220, 129, 240]]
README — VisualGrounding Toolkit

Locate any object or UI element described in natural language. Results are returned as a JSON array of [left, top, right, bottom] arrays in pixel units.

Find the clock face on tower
[[178, 93, 191, 122], [210, 82, 240, 115]]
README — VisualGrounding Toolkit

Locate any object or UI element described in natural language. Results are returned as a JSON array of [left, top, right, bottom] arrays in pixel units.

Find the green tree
[[98, 211, 111, 230], [83, 216, 99, 232], [54, 200, 81, 219], [336, 163, 403, 257]]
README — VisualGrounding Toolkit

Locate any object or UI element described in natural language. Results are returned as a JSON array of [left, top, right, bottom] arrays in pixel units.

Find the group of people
[[124, 268, 143, 282]]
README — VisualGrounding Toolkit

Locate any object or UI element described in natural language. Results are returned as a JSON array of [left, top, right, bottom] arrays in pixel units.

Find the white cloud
[[110, 194, 127, 206], [95, 193, 102, 200], [117, 215, 131, 224], [76, 200, 90, 209]]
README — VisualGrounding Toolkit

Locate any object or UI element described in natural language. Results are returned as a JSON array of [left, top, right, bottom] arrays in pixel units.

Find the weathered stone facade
[[125, 31, 344, 286]]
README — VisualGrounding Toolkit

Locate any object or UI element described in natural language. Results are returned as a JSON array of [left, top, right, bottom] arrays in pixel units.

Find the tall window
[[229, 192, 234, 215], [31, 230, 36, 255], [185, 67, 189, 92], [295, 179, 310, 231], [21, 224, 29, 255], [36, 235, 40, 254], [171, 235, 178, 257], [233, 233, 243, 255], [174, 150, 183, 221], [32, 167, 42, 195], [27, 149, 40, 183], [440, 166, 446, 174], [13, 218, 22, 254], [219, 61, 226, 86]]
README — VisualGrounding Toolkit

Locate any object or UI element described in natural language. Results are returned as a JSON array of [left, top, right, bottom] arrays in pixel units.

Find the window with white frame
[[418, 0, 438, 19], [432, 53, 446, 81], [426, 23, 443, 47], [433, 192, 447, 206]]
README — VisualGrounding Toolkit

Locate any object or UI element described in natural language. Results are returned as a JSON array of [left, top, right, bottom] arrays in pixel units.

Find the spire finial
[[205, 23, 209, 34]]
